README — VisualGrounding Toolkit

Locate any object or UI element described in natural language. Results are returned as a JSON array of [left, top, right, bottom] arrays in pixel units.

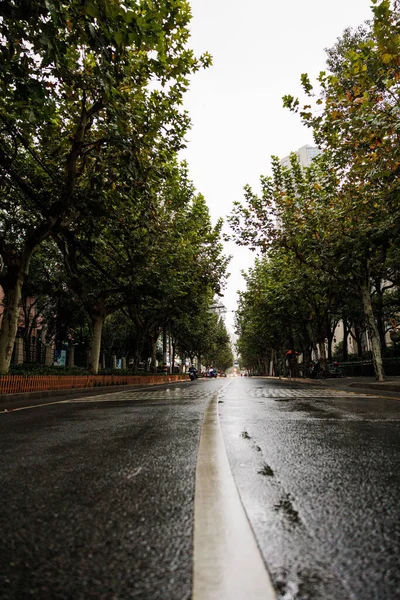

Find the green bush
[[9, 364, 91, 376], [7, 364, 179, 377]]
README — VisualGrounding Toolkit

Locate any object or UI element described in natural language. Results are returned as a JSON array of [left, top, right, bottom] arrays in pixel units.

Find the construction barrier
[[0, 374, 188, 396]]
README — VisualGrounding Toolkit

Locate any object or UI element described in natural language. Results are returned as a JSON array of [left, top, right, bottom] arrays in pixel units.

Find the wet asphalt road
[[1, 378, 400, 600], [0, 383, 218, 600], [219, 378, 400, 600]]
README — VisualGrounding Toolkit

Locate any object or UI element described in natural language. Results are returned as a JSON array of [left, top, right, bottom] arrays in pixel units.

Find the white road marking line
[[193, 389, 276, 600], [0, 400, 72, 413]]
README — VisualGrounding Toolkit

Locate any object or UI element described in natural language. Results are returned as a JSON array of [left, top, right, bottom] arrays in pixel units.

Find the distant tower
[[280, 144, 321, 169]]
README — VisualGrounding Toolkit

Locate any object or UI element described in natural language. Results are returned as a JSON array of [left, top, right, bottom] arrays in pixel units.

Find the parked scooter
[[328, 362, 344, 378], [188, 366, 198, 381], [309, 360, 321, 379]]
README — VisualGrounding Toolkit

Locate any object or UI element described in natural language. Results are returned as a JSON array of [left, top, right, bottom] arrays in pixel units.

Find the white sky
[[182, 0, 373, 332]]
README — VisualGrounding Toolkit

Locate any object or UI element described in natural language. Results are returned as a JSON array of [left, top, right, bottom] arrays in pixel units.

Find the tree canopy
[[230, 1, 400, 380], [0, 0, 231, 374]]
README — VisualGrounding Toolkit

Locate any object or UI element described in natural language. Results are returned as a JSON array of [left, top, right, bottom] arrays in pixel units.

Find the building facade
[[280, 144, 321, 169]]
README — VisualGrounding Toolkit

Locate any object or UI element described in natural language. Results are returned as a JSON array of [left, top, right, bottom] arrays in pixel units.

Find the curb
[[274, 376, 324, 386], [348, 382, 400, 393]]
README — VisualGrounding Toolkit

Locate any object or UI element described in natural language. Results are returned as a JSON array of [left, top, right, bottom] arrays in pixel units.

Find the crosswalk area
[[66, 384, 375, 404], [63, 386, 212, 403], [248, 387, 372, 399]]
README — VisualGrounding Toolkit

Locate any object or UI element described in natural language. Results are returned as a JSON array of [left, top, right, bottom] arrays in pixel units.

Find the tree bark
[[317, 338, 328, 372], [87, 299, 106, 374], [374, 282, 387, 350], [150, 334, 158, 374], [302, 344, 312, 376], [171, 340, 176, 374], [350, 325, 363, 358], [89, 313, 104, 374], [267, 348, 275, 377], [0, 274, 25, 373], [0, 250, 34, 374], [360, 282, 385, 381], [327, 326, 334, 362], [342, 314, 348, 361], [162, 323, 167, 373]]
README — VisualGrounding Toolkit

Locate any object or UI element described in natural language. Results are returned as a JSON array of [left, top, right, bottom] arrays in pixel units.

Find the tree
[[0, 0, 211, 373], [121, 172, 229, 374], [202, 316, 232, 371], [280, 1, 400, 379], [229, 154, 351, 370]]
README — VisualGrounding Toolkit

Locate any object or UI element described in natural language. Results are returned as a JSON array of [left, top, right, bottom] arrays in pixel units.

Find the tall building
[[280, 144, 321, 169]]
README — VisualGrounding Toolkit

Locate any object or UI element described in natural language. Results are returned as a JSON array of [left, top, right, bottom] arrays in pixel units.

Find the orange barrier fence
[[0, 374, 188, 396]]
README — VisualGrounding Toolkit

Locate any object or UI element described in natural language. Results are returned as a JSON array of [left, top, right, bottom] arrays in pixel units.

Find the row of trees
[[0, 0, 231, 374], [230, 0, 400, 380]]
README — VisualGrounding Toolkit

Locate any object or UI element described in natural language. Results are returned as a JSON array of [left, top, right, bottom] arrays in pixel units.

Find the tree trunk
[[133, 348, 141, 372], [88, 299, 106, 374], [317, 338, 328, 372], [171, 340, 176, 374], [151, 336, 157, 373], [342, 315, 348, 361], [360, 282, 385, 381], [374, 280, 387, 350], [376, 295, 387, 350], [23, 334, 30, 364], [302, 345, 312, 376], [327, 326, 333, 362], [351, 325, 363, 358], [162, 323, 167, 373], [0, 268, 28, 374], [89, 313, 104, 374], [168, 323, 173, 374]]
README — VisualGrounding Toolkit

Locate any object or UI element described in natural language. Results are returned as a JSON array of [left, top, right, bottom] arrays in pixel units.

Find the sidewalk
[[276, 375, 400, 399]]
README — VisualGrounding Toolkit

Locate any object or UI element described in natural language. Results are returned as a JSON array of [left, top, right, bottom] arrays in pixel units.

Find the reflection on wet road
[[0, 381, 218, 600], [219, 378, 400, 600], [1, 377, 400, 600]]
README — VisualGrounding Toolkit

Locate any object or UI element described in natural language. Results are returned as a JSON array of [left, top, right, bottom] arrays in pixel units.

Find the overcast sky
[[182, 0, 373, 331]]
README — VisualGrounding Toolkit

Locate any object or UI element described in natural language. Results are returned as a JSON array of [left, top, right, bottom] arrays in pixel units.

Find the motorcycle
[[328, 362, 344, 378], [206, 369, 218, 378], [189, 369, 198, 381]]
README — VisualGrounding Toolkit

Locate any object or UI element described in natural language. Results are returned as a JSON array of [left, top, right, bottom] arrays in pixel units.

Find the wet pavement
[[0, 382, 221, 600], [1, 377, 400, 599], [219, 378, 400, 599]]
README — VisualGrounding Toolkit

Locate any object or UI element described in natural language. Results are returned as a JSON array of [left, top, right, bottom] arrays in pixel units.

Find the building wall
[[0, 287, 45, 363], [280, 144, 321, 169], [333, 320, 394, 357]]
